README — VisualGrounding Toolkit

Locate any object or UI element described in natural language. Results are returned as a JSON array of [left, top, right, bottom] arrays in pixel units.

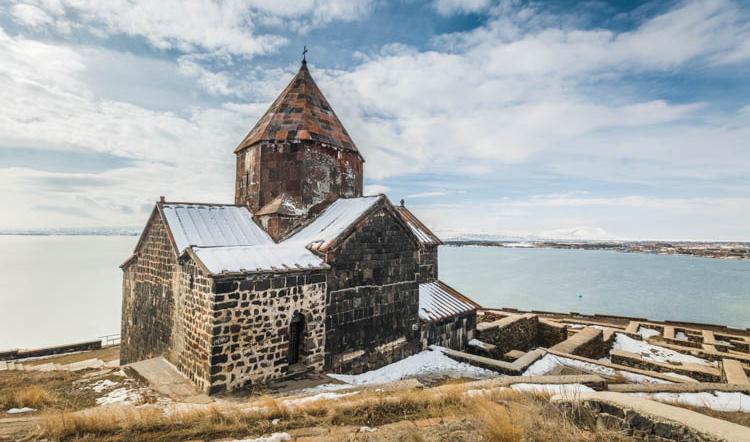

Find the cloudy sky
[[0, 0, 748, 240]]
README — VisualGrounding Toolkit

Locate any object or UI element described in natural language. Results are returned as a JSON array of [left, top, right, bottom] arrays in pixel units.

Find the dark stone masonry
[[324, 206, 421, 373], [120, 60, 479, 394], [120, 213, 176, 365]]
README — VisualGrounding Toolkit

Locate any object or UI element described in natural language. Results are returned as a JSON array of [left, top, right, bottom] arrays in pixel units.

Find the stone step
[[607, 382, 750, 394], [504, 350, 526, 361], [702, 330, 716, 346], [722, 358, 750, 386], [32, 363, 58, 372], [0, 361, 7, 371], [624, 321, 640, 334], [662, 326, 675, 340]]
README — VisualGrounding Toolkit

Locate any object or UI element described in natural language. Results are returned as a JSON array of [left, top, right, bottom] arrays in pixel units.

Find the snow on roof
[[285, 196, 380, 249], [396, 206, 441, 246], [192, 245, 328, 275], [419, 281, 479, 322], [161, 203, 273, 253]]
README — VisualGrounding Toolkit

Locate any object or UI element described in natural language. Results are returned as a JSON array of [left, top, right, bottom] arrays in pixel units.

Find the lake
[[440, 246, 750, 329], [1, 236, 748, 350]]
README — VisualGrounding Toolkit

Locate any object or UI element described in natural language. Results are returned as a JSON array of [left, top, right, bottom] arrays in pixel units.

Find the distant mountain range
[[0, 226, 140, 236]]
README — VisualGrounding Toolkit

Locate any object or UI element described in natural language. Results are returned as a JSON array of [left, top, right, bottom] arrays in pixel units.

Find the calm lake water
[[1, 236, 748, 350], [440, 246, 750, 329]]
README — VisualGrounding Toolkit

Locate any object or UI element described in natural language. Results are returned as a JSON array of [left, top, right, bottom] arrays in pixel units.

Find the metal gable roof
[[284, 196, 381, 251], [395, 205, 442, 247], [190, 244, 328, 275], [160, 203, 273, 254], [419, 280, 480, 322]]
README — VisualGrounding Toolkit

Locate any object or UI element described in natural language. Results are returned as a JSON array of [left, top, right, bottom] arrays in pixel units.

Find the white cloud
[[363, 183, 390, 195], [313, 0, 749, 183], [0, 27, 257, 228], [433, 0, 491, 16], [414, 195, 750, 241], [405, 191, 448, 199], [10, 4, 54, 29], [0, 0, 748, 240], [9, 0, 374, 55]]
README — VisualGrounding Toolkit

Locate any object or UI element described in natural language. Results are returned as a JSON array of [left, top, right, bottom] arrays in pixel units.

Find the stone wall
[[206, 270, 327, 394], [235, 141, 363, 212], [325, 207, 421, 373], [170, 257, 214, 392], [121, 212, 177, 365], [418, 245, 438, 283], [420, 313, 476, 351], [474, 314, 538, 357], [559, 398, 731, 441], [538, 319, 568, 348]]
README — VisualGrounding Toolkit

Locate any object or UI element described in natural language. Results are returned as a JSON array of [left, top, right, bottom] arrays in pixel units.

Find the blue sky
[[0, 0, 749, 240]]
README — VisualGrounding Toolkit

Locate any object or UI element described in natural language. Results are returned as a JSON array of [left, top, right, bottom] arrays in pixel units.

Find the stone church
[[120, 59, 481, 394]]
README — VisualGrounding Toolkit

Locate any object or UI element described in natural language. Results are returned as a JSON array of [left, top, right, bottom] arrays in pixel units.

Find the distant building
[[120, 59, 479, 394]]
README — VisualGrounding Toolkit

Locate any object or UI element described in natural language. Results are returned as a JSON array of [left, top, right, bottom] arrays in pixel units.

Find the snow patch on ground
[[631, 391, 750, 413], [637, 327, 661, 340], [88, 379, 119, 392], [282, 391, 360, 407], [233, 433, 291, 442], [96, 387, 142, 406], [613, 334, 715, 367], [511, 383, 594, 397], [297, 383, 354, 394], [328, 348, 495, 385], [6, 407, 36, 414], [523, 354, 680, 384]]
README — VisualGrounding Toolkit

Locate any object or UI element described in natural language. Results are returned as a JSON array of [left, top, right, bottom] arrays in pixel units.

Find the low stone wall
[[555, 393, 750, 441], [610, 350, 722, 383], [537, 318, 567, 347], [474, 314, 538, 357], [0, 340, 102, 362], [440, 347, 544, 375], [550, 327, 606, 359], [420, 313, 476, 351]]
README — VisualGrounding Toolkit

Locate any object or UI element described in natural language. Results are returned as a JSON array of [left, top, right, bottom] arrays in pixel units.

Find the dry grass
[[472, 397, 523, 441], [0, 385, 59, 410], [37, 383, 632, 442]]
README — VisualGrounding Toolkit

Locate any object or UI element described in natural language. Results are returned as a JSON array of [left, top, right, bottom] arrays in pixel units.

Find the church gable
[[326, 203, 420, 291]]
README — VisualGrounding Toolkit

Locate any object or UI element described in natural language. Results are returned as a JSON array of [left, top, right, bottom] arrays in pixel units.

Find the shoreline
[[444, 240, 750, 260]]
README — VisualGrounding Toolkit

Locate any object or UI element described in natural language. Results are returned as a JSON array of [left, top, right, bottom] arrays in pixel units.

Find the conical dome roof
[[235, 63, 359, 154]]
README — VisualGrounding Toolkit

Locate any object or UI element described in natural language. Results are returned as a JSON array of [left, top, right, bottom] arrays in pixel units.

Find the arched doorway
[[288, 312, 305, 365]]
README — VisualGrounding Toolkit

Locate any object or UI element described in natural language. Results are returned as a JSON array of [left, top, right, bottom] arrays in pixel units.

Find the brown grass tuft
[[472, 397, 524, 442], [0, 385, 58, 410], [38, 384, 632, 441]]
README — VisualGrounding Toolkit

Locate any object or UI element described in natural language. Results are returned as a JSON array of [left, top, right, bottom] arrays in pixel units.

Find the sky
[[0, 0, 749, 241]]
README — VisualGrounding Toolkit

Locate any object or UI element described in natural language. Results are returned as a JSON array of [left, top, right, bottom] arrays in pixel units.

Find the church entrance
[[288, 312, 305, 366]]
